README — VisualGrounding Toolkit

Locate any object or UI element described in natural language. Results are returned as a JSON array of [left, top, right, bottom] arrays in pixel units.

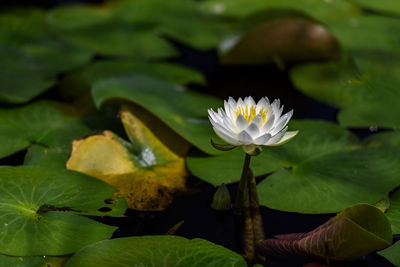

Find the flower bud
[[211, 183, 231, 211]]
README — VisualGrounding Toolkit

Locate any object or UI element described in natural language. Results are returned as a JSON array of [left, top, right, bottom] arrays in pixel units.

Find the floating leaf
[[0, 166, 126, 256], [221, 18, 339, 65], [84, 60, 205, 85], [290, 54, 400, 129], [114, 0, 228, 50], [0, 101, 91, 159], [65, 236, 246, 267], [378, 241, 400, 267], [326, 15, 400, 53], [188, 120, 400, 213], [387, 189, 400, 235], [0, 8, 92, 104], [200, 0, 360, 21], [258, 204, 392, 261], [0, 255, 68, 267], [67, 104, 188, 210], [92, 74, 222, 155], [187, 147, 283, 186], [47, 4, 177, 59], [349, 0, 400, 16]]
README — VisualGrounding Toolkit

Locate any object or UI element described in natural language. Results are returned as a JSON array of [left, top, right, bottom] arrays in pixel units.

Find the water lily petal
[[228, 96, 237, 109], [269, 130, 299, 146], [245, 122, 260, 138], [271, 99, 283, 121], [237, 97, 245, 108], [265, 126, 288, 145], [208, 109, 223, 124], [214, 128, 241, 146], [270, 110, 293, 135], [238, 130, 253, 144], [254, 133, 271, 145], [252, 114, 263, 129], [263, 113, 275, 132], [256, 97, 269, 112], [244, 96, 256, 106], [222, 115, 237, 132], [236, 114, 248, 131]]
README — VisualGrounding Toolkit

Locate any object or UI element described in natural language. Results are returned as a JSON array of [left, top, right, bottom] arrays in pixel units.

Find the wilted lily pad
[[92, 74, 222, 154], [258, 204, 392, 261], [221, 18, 339, 65], [67, 104, 189, 210], [188, 120, 400, 213], [0, 166, 126, 256], [0, 101, 91, 159], [65, 235, 246, 267]]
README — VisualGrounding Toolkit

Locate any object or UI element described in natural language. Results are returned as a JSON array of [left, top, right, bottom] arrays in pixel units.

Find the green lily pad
[[258, 204, 392, 261], [0, 166, 127, 256], [290, 54, 400, 129], [199, 0, 359, 21], [0, 101, 91, 159], [65, 235, 246, 267], [349, 0, 400, 16], [115, 0, 228, 50], [387, 189, 400, 235], [0, 8, 92, 104], [0, 254, 67, 267], [84, 60, 205, 85], [325, 15, 400, 53], [47, 4, 177, 59], [188, 120, 400, 213], [187, 120, 356, 186], [92, 75, 222, 154], [378, 241, 400, 267]]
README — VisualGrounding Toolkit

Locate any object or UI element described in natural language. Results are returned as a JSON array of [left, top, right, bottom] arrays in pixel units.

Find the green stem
[[234, 153, 251, 215]]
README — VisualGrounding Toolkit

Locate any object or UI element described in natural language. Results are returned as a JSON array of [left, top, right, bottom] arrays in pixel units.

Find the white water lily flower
[[208, 96, 298, 154]]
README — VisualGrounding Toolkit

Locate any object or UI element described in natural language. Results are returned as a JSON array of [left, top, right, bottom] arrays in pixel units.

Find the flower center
[[235, 105, 268, 124]]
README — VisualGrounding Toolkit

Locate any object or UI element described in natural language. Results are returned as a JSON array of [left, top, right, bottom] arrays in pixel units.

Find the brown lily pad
[[67, 104, 189, 210], [257, 204, 392, 261]]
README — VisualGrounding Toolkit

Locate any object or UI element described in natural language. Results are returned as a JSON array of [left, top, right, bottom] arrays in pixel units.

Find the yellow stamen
[[236, 105, 268, 124]]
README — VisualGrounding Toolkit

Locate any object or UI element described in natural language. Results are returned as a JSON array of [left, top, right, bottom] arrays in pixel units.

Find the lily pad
[[0, 255, 67, 267], [290, 54, 400, 129], [92, 74, 222, 155], [114, 0, 228, 50], [258, 204, 392, 261], [0, 166, 127, 256], [378, 241, 400, 267], [67, 104, 189, 210], [200, 0, 359, 21], [349, 0, 400, 16], [188, 120, 400, 213], [0, 8, 92, 104], [325, 15, 400, 53], [47, 4, 177, 58], [0, 101, 91, 159], [65, 235, 246, 267], [84, 60, 205, 85], [387, 189, 400, 235], [221, 18, 340, 65]]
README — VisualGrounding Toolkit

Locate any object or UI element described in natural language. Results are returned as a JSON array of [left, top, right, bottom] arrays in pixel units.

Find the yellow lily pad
[[67, 104, 189, 211]]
